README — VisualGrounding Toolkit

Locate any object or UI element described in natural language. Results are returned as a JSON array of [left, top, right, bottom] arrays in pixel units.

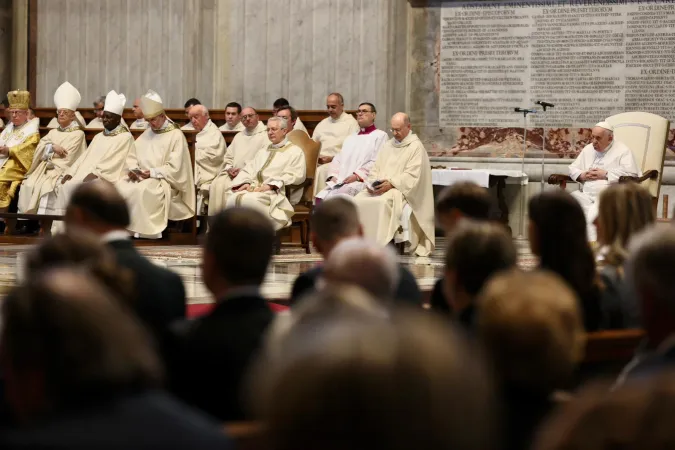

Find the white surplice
[[568, 140, 640, 240], [130, 118, 149, 130], [315, 129, 388, 200], [354, 133, 436, 256], [208, 122, 270, 215], [219, 121, 245, 132], [223, 140, 306, 230], [294, 118, 308, 133], [194, 120, 227, 213], [115, 121, 195, 237]]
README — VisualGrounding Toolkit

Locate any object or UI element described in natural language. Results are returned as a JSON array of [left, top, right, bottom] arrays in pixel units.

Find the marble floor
[[0, 238, 537, 308]]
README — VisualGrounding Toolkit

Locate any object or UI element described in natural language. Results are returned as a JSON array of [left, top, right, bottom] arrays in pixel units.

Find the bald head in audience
[[323, 237, 400, 300], [240, 106, 260, 132], [326, 93, 345, 120], [2, 268, 161, 423], [64, 180, 130, 235], [188, 104, 209, 132]]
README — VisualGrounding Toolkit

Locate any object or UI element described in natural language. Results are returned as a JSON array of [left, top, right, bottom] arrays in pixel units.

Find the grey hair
[[191, 104, 209, 118], [625, 224, 675, 313], [94, 96, 105, 105], [323, 237, 400, 299], [268, 116, 288, 130]]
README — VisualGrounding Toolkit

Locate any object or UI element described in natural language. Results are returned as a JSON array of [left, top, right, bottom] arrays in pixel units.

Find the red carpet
[[187, 302, 289, 318]]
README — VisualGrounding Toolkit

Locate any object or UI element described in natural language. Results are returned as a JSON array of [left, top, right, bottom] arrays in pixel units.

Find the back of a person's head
[[528, 190, 598, 312], [478, 270, 585, 394], [626, 224, 675, 321], [597, 183, 655, 266], [253, 309, 497, 450], [273, 98, 290, 109], [67, 180, 130, 229], [1, 269, 161, 421], [310, 197, 361, 243], [323, 237, 400, 299], [436, 182, 491, 221], [206, 207, 275, 286], [445, 220, 516, 298], [25, 231, 134, 305], [534, 375, 675, 450]]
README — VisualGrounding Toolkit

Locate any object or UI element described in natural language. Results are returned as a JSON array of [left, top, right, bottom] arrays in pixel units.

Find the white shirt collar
[[271, 138, 288, 149], [100, 230, 131, 243]]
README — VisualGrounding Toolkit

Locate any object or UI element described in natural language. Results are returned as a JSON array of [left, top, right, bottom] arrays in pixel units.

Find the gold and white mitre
[[7, 89, 30, 110], [140, 89, 164, 119]]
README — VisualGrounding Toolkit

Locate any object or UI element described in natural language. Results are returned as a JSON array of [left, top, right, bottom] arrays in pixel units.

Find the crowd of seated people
[[0, 174, 672, 449]]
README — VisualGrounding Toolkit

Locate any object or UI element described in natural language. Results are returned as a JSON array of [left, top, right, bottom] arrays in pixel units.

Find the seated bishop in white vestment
[[315, 125, 387, 201], [222, 117, 305, 231], [51, 90, 134, 216], [46, 111, 86, 129], [209, 108, 270, 215], [115, 90, 195, 238], [354, 113, 435, 257], [569, 121, 640, 241], [187, 105, 227, 214], [18, 82, 87, 214]]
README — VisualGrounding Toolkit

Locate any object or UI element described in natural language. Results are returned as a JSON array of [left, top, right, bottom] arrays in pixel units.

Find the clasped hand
[[0, 146, 8, 157], [581, 168, 608, 181], [52, 144, 68, 158], [233, 183, 273, 193], [367, 180, 393, 196], [128, 169, 150, 182]]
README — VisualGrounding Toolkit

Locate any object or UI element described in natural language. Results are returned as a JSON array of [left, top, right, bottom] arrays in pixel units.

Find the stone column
[[11, 0, 27, 91], [0, 0, 11, 96]]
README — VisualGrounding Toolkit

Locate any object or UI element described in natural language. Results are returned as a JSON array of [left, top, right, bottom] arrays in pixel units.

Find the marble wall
[[0, 0, 11, 97], [35, 0, 408, 126]]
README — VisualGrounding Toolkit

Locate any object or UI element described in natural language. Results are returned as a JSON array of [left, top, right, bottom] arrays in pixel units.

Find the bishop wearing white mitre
[[222, 116, 305, 230], [569, 121, 640, 241], [208, 107, 270, 215], [354, 113, 435, 257], [52, 90, 134, 216], [115, 90, 195, 238], [18, 82, 87, 214]]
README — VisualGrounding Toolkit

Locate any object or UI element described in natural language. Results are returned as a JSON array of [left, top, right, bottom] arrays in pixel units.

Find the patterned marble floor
[[0, 237, 537, 307]]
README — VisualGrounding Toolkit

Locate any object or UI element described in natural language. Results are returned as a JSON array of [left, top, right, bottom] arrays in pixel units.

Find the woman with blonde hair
[[595, 182, 655, 328]]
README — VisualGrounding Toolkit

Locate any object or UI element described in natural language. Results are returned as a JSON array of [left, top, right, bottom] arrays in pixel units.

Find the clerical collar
[[271, 138, 288, 149], [58, 121, 80, 132], [358, 124, 377, 135]]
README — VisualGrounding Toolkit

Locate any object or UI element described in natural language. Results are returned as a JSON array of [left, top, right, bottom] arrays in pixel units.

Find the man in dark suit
[[64, 181, 186, 337], [430, 182, 493, 315], [290, 197, 421, 306], [170, 207, 276, 421], [0, 269, 230, 449]]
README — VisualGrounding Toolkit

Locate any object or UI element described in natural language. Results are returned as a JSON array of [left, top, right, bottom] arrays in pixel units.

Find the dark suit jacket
[[0, 391, 231, 450], [170, 292, 274, 421], [107, 239, 186, 333], [290, 264, 422, 307]]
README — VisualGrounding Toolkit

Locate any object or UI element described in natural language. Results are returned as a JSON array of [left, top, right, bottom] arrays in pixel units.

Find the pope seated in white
[[222, 116, 306, 230], [51, 90, 135, 217], [569, 121, 640, 241], [353, 113, 435, 257], [188, 104, 227, 214], [116, 90, 195, 238], [315, 102, 387, 200], [312, 93, 361, 194], [209, 107, 270, 214], [18, 82, 87, 214], [218, 102, 245, 132]]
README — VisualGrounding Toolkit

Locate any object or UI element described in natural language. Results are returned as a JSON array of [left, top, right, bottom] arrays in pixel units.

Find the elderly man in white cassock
[[46, 111, 86, 130], [354, 113, 435, 257], [18, 82, 87, 214], [116, 90, 195, 238], [130, 97, 149, 130], [569, 121, 640, 241], [188, 104, 227, 214], [223, 116, 305, 230], [50, 90, 134, 217], [312, 93, 361, 194], [208, 107, 270, 214], [315, 101, 386, 200]]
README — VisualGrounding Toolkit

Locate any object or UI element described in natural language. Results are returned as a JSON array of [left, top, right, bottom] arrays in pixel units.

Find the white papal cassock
[[315, 128, 387, 200], [18, 121, 86, 213], [219, 121, 245, 132], [354, 133, 435, 257], [569, 139, 640, 241], [209, 122, 270, 214], [52, 125, 135, 214], [194, 119, 227, 213], [312, 112, 360, 193], [116, 121, 195, 237], [224, 140, 306, 230]]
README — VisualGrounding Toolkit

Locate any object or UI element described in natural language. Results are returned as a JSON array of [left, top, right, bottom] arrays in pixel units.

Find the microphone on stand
[[514, 108, 538, 114], [535, 101, 555, 109]]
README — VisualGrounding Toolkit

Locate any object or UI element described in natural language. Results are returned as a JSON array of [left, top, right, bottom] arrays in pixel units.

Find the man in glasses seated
[[209, 107, 270, 215]]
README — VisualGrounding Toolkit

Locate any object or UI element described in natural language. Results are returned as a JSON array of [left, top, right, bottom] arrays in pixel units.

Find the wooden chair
[[548, 112, 670, 214], [279, 130, 321, 254]]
